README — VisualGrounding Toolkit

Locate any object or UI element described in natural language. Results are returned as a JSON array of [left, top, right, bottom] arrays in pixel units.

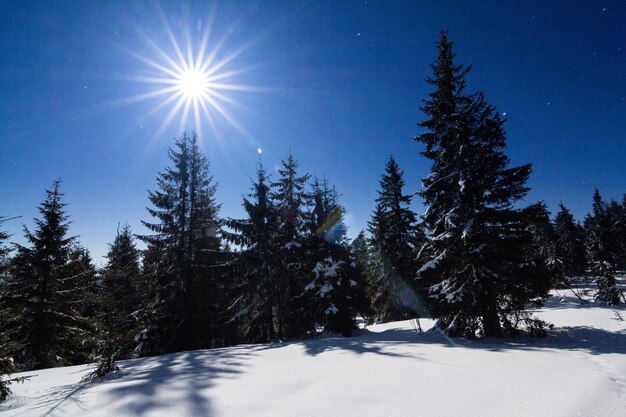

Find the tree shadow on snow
[[19, 346, 263, 417], [469, 326, 626, 355], [99, 346, 261, 416], [298, 320, 625, 359], [540, 290, 626, 310], [8, 379, 90, 417], [301, 328, 429, 359], [12, 313, 624, 415]]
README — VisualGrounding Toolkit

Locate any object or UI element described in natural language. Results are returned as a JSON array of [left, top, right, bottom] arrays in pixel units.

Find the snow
[[461, 218, 474, 239], [312, 258, 345, 279], [2, 291, 625, 417], [324, 304, 338, 315], [417, 250, 446, 274]]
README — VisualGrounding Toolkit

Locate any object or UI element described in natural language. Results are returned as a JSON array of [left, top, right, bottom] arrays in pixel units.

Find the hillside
[[1, 290, 625, 417]]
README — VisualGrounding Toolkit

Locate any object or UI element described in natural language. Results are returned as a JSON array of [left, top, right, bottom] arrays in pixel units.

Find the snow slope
[[1, 291, 625, 417]]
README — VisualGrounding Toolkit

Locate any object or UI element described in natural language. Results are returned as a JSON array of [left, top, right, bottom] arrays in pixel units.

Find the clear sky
[[1, 1, 625, 264]]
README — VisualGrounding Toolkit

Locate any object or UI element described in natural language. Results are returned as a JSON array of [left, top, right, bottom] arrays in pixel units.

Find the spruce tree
[[304, 176, 359, 336], [0, 216, 13, 271], [91, 224, 141, 377], [350, 230, 372, 319], [224, 164, 279, 342], [554, 203, 587, 280], [416, 32, 550, 337], [1, 181, 93, 369], [367, 156, 423, 322], [528, 203, 560, 287], [584, 190, 622, 305], [271, 154, 311, 338], [64, 245, 97, 365], [139, 131, 225, 354], [0, 304, 19, 402], [0, 217, 21, 401], [606, 196, 626, 270]]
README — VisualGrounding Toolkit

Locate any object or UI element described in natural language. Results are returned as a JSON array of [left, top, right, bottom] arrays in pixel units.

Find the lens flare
[[316, 208, 345, 243]]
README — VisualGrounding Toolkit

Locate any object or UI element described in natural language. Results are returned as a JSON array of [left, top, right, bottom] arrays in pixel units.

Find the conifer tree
[[367, 156, 423, 322], [584, 190, 623, 305], [528, 203, 560, 287], [554, 203, 587, 279], [91, 224, 141, 377], [224, 164, 280, 342], [64, 245, 98, 364], [606, 196, 626, 269], [139, 131, 225, 354], [0, 216, 12, 271], [1, 181, 94, 369], [0, 217, 21, 401], [0, 304, 18, 402], [415, 32, 550, 337], [304, 176, 359, 336], [271, 154, 311, 338], [350, 230, 372, 319], [621, 195, 626, 267]]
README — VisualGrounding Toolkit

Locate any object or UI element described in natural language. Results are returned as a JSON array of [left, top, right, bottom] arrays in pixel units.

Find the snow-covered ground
[[1, 291, 625, 417]]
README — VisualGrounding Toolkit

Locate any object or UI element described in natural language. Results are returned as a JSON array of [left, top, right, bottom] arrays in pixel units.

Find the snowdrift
[[1, 291, 625, 417]]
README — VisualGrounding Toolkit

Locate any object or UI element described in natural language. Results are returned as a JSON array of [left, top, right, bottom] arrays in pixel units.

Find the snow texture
[[1, 289, 625, 417], [312, 258, 345, 279]]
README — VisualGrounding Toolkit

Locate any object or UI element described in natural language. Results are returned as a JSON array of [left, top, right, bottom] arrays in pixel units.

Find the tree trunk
[[482, 302, 502, 338]]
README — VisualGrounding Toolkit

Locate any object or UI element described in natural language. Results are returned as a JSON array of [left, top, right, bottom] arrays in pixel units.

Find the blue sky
[[1, 1, 625, 264]]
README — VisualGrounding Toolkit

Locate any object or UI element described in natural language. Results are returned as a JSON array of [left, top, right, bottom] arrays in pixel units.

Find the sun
[[121, 6, 262, 142], [177, 69, 211, 100]]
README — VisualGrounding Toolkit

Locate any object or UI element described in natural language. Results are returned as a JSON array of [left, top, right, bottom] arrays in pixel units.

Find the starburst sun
[[177, 69, 211, 100], [124, 9, 260, 142]]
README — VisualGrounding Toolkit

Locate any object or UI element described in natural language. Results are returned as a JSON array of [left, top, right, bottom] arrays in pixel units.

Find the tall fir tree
[[139, 131, 226, 354], [553, 203, 587, 280], [584, 190, 622, 305], [0, 216, 13, 272], [415, 32, 550, 337], [0, 216, 20, 401], [350, 230, 372, 318], [93, 224, 142, 375], [304, 176, 360, 336], [64, 245, 97, 365], [621, 195, 626, 268], [367, 156, 423, 322], [528, 203, 560, 287], [270, 154, 312, 338], [606, 196, 626, 270], [1, 181, 94, 369], [224, 163, 280, 342]]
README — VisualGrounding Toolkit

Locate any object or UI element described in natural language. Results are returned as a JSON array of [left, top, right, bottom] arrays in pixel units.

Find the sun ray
[[203, 43, 251, 78], [178, 96, 193, 134], [204, 88, 248, 111], [156, 4, 189, 73], [127, 48, 182, 80], [129, 75, 180, 85], [204, 65, 257, 82], [203, 92, 251, 138], [135, 92, 184, 125], [136, 33, 186, 76], [116, 5, 268, 145], [151, 94, 187, 143], [206, 82, 268, 93], [199, 96, 219, 141], [122, 85, 182, 104]]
